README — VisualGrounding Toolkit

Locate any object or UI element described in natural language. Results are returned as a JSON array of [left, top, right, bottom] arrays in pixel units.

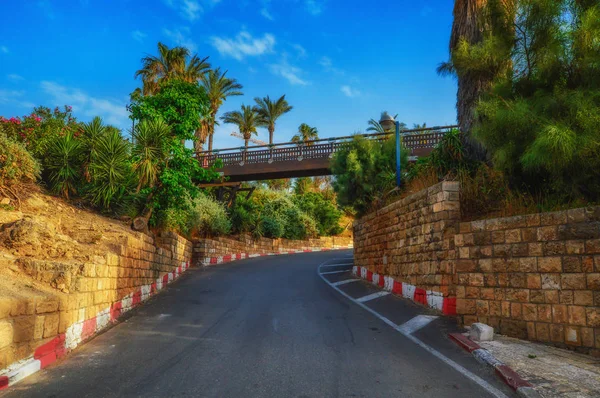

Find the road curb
[[202, 246, 353, 266], [351, 266, 457, 315], [0, 246, 353, 392], [448, 333, 542, 398]]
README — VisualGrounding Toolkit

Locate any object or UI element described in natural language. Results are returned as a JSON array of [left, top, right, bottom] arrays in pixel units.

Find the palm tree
[[291, 123, 319, 146], [134, 42, 209, 96], [438, 0, 489, 160], [220, 105, 259, 148], [200, 68, 243, 152], [253, 95, 293, 145]]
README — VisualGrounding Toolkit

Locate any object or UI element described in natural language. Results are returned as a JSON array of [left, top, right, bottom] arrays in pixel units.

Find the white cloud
[[0, 89, 34, 108], [7, 74, 24, 82], [165, 0, 203, 21], [0, 46, 8, 54], [305, 0, 324, 15], [163, 27, 197, 52], [292, 44, 307, 59], [341, 85, 360, 98], [40, 81, 129, 127], [269, 57, 309, 86], [319, 56, 345, 75], [209, 31, 275, 61], [131, 30, 147, 42], [261, 8, 274, 20]]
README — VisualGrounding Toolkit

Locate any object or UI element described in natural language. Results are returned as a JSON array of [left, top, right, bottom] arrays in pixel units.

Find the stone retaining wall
[[455, 209, 600, 354], [0, 231, 192, 374], [353, 182, 600, 355], [193, 234, 353, 265]]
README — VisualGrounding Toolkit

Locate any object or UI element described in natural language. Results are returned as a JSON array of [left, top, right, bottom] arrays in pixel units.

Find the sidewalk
[[479, 336, 600, 398]]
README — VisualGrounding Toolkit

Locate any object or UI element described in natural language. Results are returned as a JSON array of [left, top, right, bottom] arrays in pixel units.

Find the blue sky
[[0, 0, 457, 149]]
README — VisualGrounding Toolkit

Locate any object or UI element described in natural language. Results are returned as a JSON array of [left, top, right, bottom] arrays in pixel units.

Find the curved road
[[3, 251, 514, 397]]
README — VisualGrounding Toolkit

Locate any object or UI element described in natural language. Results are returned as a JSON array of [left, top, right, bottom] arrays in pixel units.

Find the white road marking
[[320, 270, 350, 275], [356, 291, 390, 302], [332, 279, 360, 286], [397, 315, 438, 334], [317, 260, 509, 398]]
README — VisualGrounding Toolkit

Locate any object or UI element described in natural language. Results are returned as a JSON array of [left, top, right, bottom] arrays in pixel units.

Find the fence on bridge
[[198, 125, 458, 169]]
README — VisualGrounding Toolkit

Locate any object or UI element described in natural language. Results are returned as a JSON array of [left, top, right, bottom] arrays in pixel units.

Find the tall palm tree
[[291, 123, 319, 146], [253, 95, 293, 145], [439, 0, 489, 161], [200, 68, 243, 152], [220, 105, 259, 148]]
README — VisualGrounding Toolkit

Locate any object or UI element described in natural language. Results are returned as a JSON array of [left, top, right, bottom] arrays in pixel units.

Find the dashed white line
[[356, 291, 390, 302], [397, 315, 437, 334], [317, 260, 509, 398], [332, 279, 360, 286]]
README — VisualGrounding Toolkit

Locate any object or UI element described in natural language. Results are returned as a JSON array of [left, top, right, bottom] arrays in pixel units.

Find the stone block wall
[[353, 181, 460, 299], [455, 208, 600, 354], [193, 234, 353, 265], [0, 231, 192, 373]]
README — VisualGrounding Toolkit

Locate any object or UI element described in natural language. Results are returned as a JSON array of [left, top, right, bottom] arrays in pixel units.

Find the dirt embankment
[[0, 189, 144, 300]]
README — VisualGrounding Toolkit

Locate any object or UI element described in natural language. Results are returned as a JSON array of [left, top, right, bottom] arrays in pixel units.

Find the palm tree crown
[[253, 95, 293, 145], [292, 123, 319, 146], [220, 105, 259, 148], [134, 42, 210, 96], [200, 68, 243, 151]]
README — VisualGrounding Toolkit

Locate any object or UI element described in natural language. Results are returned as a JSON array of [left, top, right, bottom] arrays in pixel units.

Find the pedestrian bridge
[[198, 126, 456, 183]]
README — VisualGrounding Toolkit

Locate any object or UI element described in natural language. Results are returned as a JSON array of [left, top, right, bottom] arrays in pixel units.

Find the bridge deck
[[199, 126, 456, 182]]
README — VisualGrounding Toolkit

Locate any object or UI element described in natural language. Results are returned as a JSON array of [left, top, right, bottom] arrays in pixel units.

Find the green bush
[[0, 133, 40, 187], [293, 192, 343, 236], [45, 132, 83, 199], [331, 135, 409, 216], [261, 215, 284, 238], [188, 193, 231, 237]]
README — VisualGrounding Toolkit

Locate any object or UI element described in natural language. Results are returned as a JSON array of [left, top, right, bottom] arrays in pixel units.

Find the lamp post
[[379, 112, 402, 187]]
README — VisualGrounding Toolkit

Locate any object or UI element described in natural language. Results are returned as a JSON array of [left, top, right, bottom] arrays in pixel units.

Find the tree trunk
[[269, 125, 274, 145], [244, 138, 249, 148], [208, 123, 214, 152], [451, 0, 489, 162]]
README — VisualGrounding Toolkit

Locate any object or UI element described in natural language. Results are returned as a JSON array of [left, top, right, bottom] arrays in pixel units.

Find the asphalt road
[[3, 251, 515, 397]]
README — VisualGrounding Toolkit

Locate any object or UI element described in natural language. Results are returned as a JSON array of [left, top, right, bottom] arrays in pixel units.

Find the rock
[[0, 198, 10, 205], [132, 217, 148, 233], [470, 323, 494, 341]]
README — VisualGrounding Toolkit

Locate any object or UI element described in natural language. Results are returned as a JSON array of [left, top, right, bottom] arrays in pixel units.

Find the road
[[3, 251, 515, 397]]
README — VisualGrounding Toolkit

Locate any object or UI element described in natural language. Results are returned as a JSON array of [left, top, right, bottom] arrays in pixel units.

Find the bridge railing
[[198, 125, 458, 168]]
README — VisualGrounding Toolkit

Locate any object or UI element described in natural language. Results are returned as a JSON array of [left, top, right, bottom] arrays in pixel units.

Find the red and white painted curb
[[449, 333, 541, 397], [202, 245, 353, 266], [0, 245, 353, 391], [351, 266, 457, 316], [0, 261, 192, 391]]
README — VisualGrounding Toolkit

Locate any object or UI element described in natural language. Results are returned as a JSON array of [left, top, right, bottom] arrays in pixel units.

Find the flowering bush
[[0, 133, 40, 187], [0, 106, 81, 161]]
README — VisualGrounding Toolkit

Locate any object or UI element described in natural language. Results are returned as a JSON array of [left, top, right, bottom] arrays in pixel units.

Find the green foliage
[[187, 193, 231, 237], [130, 79, 209, 141], [45, 132, 83, 199], [0, 106, 81, 162], [0, 133, 40, 187], [131, 119, 170, 191], [87, 131, 134, 211], [293, 192, 343, 236], [467, 1, 600, 201], [331, 135, 409, 216]]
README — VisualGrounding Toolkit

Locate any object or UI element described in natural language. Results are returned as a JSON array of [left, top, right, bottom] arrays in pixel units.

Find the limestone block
[[470, 323, 494, 341]]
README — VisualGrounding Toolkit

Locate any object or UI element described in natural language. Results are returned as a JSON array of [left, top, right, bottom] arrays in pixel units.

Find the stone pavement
[[479, 336, 600, 397]]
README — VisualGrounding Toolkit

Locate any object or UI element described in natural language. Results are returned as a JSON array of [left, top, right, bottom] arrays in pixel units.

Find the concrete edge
[[448, 333, 542, 397], [0, 245, 353, 392]]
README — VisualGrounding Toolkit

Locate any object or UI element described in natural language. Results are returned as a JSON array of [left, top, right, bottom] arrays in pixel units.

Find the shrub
[[283, 206, 318, 240], [0, 133, 40, 187], [293, 192, 343, 236], [87, 131, 134, 212], [331, 135, 409, 216], [44, 132, 83, 199], [188, 193, 231, 237], [261, 215, 284, 238]]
